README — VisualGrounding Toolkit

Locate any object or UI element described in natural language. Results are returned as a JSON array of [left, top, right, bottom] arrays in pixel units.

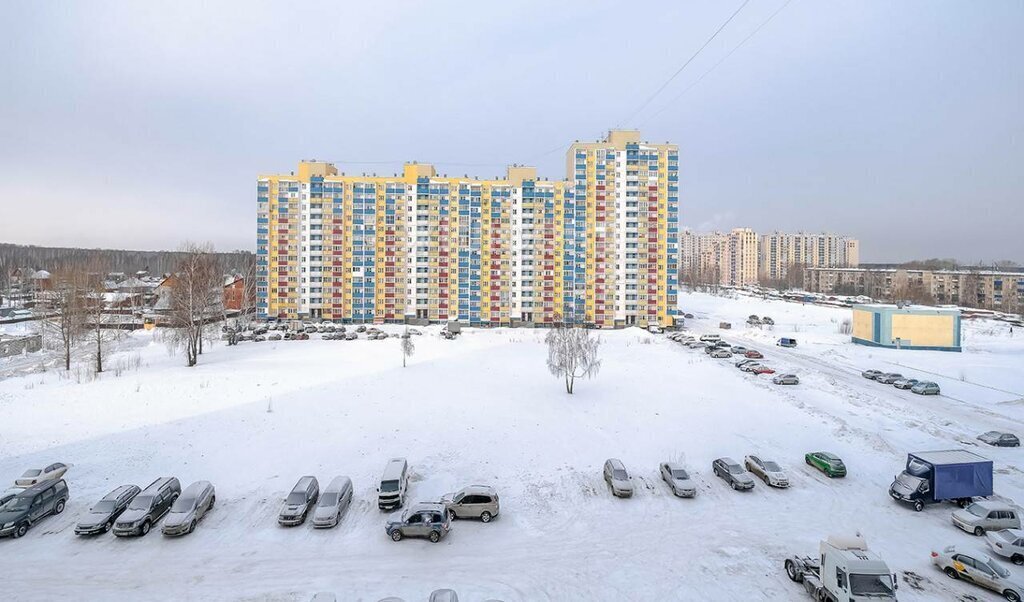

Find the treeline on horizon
[[863, 258, 1022, 271], [0, 243, 253, 275]]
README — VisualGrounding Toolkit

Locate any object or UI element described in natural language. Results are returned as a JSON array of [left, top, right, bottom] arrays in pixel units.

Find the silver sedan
[[660, 462, 696, 498]]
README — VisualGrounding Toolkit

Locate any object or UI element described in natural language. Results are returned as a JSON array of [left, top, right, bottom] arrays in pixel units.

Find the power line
[[622, 0, 751, 127], [638, 0, 795, 127]]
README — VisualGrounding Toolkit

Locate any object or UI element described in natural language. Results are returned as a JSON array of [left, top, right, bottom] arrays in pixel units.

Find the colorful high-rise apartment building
[[256, 130, 679, 328]]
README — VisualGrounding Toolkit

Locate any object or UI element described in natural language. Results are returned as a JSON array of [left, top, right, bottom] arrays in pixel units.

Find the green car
[[805, 451, 846, 478]]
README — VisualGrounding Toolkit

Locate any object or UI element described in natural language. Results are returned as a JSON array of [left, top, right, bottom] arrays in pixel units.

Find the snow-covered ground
[[2, 293, 1024, 601]]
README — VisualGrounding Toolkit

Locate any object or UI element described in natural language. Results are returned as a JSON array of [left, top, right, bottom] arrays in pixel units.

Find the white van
[[377, 458, 408, 511]]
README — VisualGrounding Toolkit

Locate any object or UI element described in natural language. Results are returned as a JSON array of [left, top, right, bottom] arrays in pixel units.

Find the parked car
[[429, 590, 459, 602], [75, 484, 141, 535], [744, 350, 764, 359], [861, 369, 882, 379], [113, 477, 181, 537], [345, 332, 358, 340], [0, 479, 69, 538], [777, 337, 797, 347], [987, 529, 1024, 565], [441, 485, 499, 522], [912, 381, 942, 395], [378, 458, 409, 511], [14, 463, 69, 488], [953, 501, 1021, 536], [744, 455, 790, 488], [931, 545, 1024, 601], [313, 476, 353, 529], [772, 374, 800, 385], [385, 502, 451, 543], [987, 528, 1024, 565], [805, 452, 847, 478], [686, 341, 706, 349], [740, 362, 763, 372], [659, 462, 696, 498], [979, 432, 1021, 448], [162, 480, 215, 536], [892, 378, 920, 390], [0, 489, 20, 508], [712, 457, 755, 490], [279, 476, 319, 526], [730, 345, 749, 355], [750, 365, 776, 375], [877, 373, 904, 384], [710, 348, 732, 359], [699, 334, 721, 342], [603, 459, 634, 498], [268, 333, 283, 341], [648, 324, 663, 334]]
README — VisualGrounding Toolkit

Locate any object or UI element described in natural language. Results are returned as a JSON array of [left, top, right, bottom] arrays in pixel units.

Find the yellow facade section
[[852, 309, 874, 340], [891, 314, 956, 347]]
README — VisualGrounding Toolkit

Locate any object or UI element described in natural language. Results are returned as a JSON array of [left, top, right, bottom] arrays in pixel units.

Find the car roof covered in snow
[[911, 450, 990, 466], [458, 484, 495, 496], [971, 500, 1013, 511]]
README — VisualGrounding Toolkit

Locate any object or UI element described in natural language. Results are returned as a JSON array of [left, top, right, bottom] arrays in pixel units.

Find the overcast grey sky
[[1, 1, 1021, 263]]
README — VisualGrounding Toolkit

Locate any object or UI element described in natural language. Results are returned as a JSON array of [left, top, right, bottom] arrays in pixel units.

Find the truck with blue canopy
[[889, 449, 993, 512]]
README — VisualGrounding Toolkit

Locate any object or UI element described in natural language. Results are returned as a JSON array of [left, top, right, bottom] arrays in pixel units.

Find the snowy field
[[2, 292, 1024, 601]]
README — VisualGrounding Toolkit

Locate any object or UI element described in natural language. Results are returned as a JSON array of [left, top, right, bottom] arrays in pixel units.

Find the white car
[[931, 545, 1024, 602], [14, 463, 69, 488], [744, 455, 790, 488], [659, 462, 696, 498], [987, 529, 1024, 565]]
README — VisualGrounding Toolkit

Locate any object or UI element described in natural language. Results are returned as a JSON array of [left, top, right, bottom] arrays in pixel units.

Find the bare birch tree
[[168, 243, 219, 367], [401, 327, 415, 367], [545, 325, 602, 394], [238, 253, 259, 329], [82, 262, 121, 374], [197, 252, 223, 357], [43, 266, 88, 371]]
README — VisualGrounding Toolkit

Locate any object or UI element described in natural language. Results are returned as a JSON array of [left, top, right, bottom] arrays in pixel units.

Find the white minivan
[[377, 458, 408, 511]]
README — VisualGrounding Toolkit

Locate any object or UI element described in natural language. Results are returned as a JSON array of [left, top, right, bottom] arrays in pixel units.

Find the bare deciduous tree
[[42, 266, 88, 371], [237, 253, 259, 330], [545, 324, 602, 395], [168, 243, 220, 367], [401, 327, 415, 367], [82, 262, 122, 374]]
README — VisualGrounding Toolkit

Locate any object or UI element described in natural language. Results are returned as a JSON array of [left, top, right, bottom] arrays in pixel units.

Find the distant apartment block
[[805, 267, 1024, 311], [256, 130, 679, 328], [759, 232, 860, 281], [679, 228, 758, 287], [680, 229, 856, 287]]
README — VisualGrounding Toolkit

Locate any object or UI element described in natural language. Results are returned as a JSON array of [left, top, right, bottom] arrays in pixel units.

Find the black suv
[[113, 477, 181, 537], [0, 479, 70, 538]]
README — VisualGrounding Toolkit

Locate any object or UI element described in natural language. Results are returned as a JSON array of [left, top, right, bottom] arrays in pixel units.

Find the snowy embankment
[[1, 293, 1023, 601]]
